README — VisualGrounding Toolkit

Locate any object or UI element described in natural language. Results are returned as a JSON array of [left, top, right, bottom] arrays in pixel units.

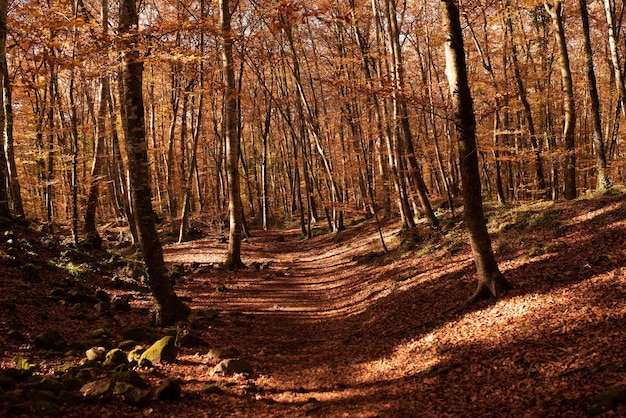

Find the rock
[[7, 329, 27, 342], [34, 330, 67, 350], [104, 348, 128, 368], [118, 340, 137, 351], [80, 378, 115, 402], [115, 382, 152, 406], [26, 389, 56, 403], [85, 347, 106, 361], [203, 383, 222, 394], [589, 385, 626, 416], [22, 263, 41, 283], [155, 378, 182, 401], [12, 356, 37, 372], [176, 327, 203, 348], [127, 346, 145, 363], [140, 336, 177, 364], [30, 400, 61, 417], [207, 347, 239, 360], [89, 328, 113, 340], [113, 370, 146, 388], [95, 301, 111, 313], [95, 289, 110, 302], [122, 325, 158, 342], [213, 359, 252, 376], [32, 378, 64, 395], [90, 338, 113, 350], [111, 295, 131, 312]]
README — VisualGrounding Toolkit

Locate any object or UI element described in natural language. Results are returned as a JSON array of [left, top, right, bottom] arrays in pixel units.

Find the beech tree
[[118, 0, 190, 326], [0, 0, 10, 218], [440, 0, 512, 302], [221, 0, 245, 269]]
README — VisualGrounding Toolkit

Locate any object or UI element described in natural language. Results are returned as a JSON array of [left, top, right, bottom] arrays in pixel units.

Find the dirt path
[[152, 198, 626, 417]]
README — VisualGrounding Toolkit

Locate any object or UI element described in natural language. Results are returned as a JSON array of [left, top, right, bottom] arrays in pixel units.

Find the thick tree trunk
[[579, 0, 610, 190], [545, 1, 576, 200], [440, 0, 512, 302], [221, 0, 245, 269], [119, 0, 189, 326]]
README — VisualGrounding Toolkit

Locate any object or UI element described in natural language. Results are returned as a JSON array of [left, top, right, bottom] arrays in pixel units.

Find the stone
[[22, 263, 41, 283], [80, 378, 115, 402], [32, 378, 64, 395], [111, 296, 131, 312], [213, 359, 252, 376], [34, 330, 67, 350], [207, 347, 239, 360], [127, 346, 145, 363], [85, 347, 106, 361], [26, 389, 56, 403], [12, 356, 37, 372], [95, 289, 110, 302], [115, 382, 152, 406], [112, 370, 146, 388], [155, 378, 181, 401], [175, 327, 203, 348], [140, 336, 177, 364], [118, 340, 137, 351], [30, 401, 61, 417], [104, 348, 128, 368]]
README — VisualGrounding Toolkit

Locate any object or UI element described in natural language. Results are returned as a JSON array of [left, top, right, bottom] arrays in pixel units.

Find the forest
[[0, 0, 626, 416]]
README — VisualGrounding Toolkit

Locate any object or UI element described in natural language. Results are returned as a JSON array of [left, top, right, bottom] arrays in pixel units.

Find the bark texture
[[119, 0, 189, 326], [440, 0, 512, 301]]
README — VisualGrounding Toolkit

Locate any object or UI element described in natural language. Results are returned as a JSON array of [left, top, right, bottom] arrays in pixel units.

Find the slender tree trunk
[[440, 0, 512, 302], [0, 0, 11, 218], [603, 0, 626, 114], [545, 1, 576, 200], [221, 0, 245, 269], [579, 0, 610, 190], [119, 0, 189, 326]]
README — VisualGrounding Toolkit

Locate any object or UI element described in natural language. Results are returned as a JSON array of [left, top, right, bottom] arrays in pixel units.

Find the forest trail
[[156, 196, 626, 417], [3, 195, 626, 417]]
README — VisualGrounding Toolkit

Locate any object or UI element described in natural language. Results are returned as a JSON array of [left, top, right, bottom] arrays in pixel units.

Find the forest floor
[[1, 191, 626, 417]]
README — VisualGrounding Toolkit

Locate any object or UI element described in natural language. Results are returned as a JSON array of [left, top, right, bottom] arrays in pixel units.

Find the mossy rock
[[31, 378, 64, 395], [155, 378, 182, 401], [207, 347, 239, 360], [104, 348, 128, 368], [175, 328, 204, 348], [63, 376, 83, 391], [31, 401, 61, 417], [26, 389, 56, 403], [34, 330, 67, 350], [118, 340, 137, 351], [112, 369, 146, 388], [89, 338, 113, 350], [122, 325, 158, 342], [140, 336, 177, 364], [127, 346, 146, 363], [213, 359, 252, 376], [115, 382, 152, 406], [12, 356, 37, 372], [89, 328, 113, 340]]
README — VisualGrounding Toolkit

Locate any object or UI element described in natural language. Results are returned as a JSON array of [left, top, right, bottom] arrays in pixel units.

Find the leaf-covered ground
[[1, 191, 626, 417]]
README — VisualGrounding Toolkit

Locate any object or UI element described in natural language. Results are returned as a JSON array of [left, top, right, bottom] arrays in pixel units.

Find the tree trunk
[[220, 0, 245, 269], [0, 0, 11, 218], [545, 1, 576, 200], [440, 0, 512, 302], [579, 0, 610, 190], [119, 0, 189, 326]]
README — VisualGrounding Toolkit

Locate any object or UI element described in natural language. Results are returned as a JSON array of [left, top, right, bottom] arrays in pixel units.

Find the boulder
[[80, 378, 115, 402], [104, 348, 128, 368], [34, 330, 67, 350], [112, 369, 146, 388], [140, 336, 177, 364], [155, 378, 181, 401], [213, 359, 252, 376], [85, 347, 106, 362], [176, 328, 203, 348], [114, 382, 152, 406]]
